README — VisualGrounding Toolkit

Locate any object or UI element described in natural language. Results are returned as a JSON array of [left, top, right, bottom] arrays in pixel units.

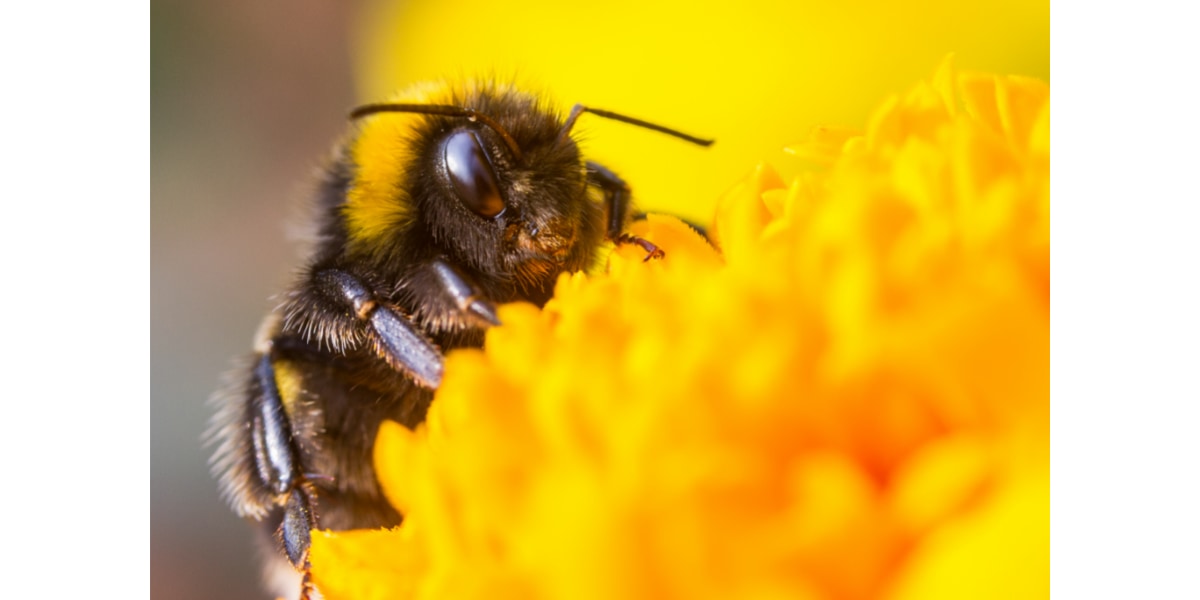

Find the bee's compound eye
[[444, 130, 506, 219]]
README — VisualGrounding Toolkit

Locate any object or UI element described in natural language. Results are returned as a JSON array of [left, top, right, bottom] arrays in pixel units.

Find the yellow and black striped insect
[[207, 81, 711, 599]]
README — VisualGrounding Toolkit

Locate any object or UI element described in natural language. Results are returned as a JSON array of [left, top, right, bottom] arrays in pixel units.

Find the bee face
[[343, 84, 601, 302], [412, 97, 597, 288], [208, 79, 711, 600]]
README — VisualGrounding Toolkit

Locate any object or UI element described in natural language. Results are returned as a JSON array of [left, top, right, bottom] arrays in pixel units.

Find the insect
[[207, 80, 712, 599]]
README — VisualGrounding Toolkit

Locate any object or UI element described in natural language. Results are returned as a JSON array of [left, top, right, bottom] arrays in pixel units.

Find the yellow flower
[[310, 59, 1049, 600]]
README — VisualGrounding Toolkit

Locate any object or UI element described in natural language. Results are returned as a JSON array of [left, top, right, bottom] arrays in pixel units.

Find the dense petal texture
[[310, 60, 1049, 600]]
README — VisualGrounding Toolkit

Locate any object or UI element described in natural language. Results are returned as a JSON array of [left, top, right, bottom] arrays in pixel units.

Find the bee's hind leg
[[243, 351, 324, 600], [248, 353, 319, 562], [257, 505, 321, 600], [299, 568, 321, 600]]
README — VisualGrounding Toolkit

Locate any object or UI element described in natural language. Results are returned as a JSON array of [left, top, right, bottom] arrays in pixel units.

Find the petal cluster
[[311, 59, 1049, 600]]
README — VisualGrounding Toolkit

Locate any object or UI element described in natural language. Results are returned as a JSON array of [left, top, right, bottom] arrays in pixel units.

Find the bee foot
[[299, 568, 320, 600], [431, 259, 501, 327], [281, 487, 315, 568], [614, 233, 666, 262]]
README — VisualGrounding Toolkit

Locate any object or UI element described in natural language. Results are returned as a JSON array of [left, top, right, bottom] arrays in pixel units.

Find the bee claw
[[468, 299, 501, 326], [299, 568, 319, 600], [431, 259, 501, 327], [613, 232, 666, 262]]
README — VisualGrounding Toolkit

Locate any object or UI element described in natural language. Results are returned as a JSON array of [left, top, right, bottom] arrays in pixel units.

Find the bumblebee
[[207, 80, 712, 599]]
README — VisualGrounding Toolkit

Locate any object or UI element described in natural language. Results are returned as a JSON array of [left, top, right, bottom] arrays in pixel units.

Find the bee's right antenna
[[557, 104, 715, 147]]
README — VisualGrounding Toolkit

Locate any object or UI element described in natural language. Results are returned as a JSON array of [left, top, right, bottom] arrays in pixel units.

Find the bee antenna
[[349, 103, 524, 163], [557, 104, 715, 147]]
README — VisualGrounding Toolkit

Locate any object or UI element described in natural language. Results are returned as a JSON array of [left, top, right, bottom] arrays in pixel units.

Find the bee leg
[[429, 258, 501, 326], [249, 352, 321, 597], [612, 231, 666, 261], [587, 161, 665, 261], [299, 569, 318, 600], [251, 354, 302, 500], [281, 487, 316, 568], [317, 269, 444, 388]]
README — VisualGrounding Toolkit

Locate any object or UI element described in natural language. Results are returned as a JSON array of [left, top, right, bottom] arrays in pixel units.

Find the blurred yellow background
[[151, 1, 1046, 598], [357, 0, 1048, 223]]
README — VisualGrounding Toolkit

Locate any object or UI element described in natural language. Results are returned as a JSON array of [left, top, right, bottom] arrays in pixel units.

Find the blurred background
[[152, 0, 1047, 598], [153, 2, 356, 598]]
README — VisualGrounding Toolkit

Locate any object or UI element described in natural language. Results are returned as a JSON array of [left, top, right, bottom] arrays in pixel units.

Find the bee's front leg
[[425, 258, 501, 327], [587, 161, 665, 261]]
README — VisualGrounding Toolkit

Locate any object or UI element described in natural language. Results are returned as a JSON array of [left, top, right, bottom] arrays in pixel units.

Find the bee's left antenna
[[349, 103, 524, 162]]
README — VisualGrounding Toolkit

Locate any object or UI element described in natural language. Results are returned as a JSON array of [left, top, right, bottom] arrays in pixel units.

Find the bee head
[[433, 107, 600, 278], [342, 83, 711, 296], [343, 85, 603, 295]]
